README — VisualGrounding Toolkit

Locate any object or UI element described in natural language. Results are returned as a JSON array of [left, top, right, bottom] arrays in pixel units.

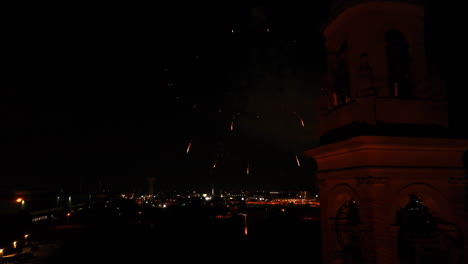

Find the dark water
[[4, 201, 321, 263]]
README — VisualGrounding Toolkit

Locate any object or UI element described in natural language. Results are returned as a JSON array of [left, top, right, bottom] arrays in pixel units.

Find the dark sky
[[1, 1, 461, 193]]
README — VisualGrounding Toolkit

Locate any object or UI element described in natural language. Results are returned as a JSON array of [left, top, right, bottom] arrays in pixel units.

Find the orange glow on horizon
[[246, 200, 320, 207]]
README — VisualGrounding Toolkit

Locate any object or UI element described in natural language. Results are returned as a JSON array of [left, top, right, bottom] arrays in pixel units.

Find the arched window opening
[[330, 41, 351, 106], [334, 59, 351, 104], [334, 199, 363, 263], [396, 194, 435, 238], [386, 30, 411, 98], [396, 194, 462, 264]]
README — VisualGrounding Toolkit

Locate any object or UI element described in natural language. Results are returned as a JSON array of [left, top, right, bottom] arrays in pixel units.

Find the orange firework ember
[[293, 112, 305, 127], [186, 141, 192, 153], [295, 155, 301, 167]]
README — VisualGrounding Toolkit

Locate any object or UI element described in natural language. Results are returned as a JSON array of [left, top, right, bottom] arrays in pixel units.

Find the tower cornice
[[322, 0, 424, 32]]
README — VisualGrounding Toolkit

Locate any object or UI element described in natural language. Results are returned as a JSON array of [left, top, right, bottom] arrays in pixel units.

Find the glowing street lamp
[[16, 198, 25, 209]]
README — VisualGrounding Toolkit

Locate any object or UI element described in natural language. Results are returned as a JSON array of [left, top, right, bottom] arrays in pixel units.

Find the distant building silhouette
[[147, 177, 156, 196], [305, 1, 468, 264]]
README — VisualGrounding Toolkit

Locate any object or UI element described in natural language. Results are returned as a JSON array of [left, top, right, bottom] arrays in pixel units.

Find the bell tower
[[318, 0, 449, 143], [306, 1, 468, 264]]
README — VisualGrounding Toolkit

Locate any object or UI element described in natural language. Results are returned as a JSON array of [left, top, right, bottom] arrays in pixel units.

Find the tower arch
[[394, 183, 451, 221]]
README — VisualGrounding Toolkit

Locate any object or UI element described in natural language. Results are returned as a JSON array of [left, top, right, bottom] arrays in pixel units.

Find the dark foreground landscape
[[1, 199, 321, 264]]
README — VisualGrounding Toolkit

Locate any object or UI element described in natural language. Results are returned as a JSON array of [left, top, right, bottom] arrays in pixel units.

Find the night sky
[[1, 1, 462, 193]]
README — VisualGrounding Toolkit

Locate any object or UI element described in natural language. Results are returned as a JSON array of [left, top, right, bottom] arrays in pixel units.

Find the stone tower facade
[[305, 1, 468, 264]]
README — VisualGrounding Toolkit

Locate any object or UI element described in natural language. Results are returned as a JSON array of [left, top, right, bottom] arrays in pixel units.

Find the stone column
[[356, 176, 397, 264]]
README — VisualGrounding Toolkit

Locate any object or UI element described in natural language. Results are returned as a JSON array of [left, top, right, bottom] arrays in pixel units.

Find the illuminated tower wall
[[306, 1, 468, 264]]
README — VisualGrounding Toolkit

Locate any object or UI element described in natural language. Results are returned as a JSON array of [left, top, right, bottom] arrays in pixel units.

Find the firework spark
[[293, 112, 305, 127], [295, 155, 301, 167], [186, 140, 192, 154]]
